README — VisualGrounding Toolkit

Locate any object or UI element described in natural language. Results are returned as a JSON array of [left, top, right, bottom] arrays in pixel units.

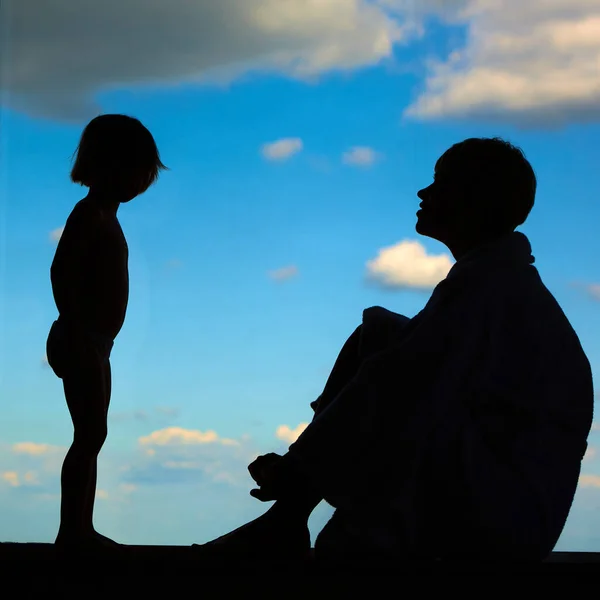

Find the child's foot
[[55, 530, 121, 552], [193, 509, 311, 560]]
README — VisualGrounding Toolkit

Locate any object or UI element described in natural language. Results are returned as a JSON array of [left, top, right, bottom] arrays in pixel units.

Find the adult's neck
[[446, 230, 513, 262]]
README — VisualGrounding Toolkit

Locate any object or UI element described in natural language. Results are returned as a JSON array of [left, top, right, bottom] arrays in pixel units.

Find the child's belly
[[46, 318, 114, 378]]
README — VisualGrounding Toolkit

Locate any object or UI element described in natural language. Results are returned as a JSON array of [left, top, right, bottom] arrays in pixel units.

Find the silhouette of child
[[46, 114, 167, 550]]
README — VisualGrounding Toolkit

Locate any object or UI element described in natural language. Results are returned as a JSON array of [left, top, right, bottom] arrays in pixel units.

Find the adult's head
[[416, 137, 536, 260], [71, 114, 168, 203]]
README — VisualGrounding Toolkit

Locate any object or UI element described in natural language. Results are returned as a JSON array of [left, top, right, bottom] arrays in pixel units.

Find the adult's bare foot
[[193, 508, 311, 560]]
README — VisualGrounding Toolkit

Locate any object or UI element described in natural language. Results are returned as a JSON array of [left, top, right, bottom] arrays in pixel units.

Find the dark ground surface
[[2, 543, 600, 591]]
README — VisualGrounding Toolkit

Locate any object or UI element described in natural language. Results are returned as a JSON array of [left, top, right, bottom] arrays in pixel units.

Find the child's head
[[71, 114, 167, 201]]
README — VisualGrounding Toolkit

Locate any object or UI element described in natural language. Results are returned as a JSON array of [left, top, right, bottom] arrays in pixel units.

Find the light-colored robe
[[287, 232, 594, 560]]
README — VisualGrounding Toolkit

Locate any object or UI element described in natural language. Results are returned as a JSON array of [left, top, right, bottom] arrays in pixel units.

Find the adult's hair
[[71, 114, 168, 192], [438, 137, 537, 231]]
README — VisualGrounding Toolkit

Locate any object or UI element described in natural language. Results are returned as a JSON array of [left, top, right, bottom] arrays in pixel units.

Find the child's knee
[[73, 426, 107, 453]]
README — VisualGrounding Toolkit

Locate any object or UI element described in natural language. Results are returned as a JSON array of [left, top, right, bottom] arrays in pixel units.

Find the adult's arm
[[425, 293, 594, 561]]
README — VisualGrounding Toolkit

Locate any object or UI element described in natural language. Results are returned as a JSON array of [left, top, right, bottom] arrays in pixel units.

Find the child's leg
[[56, 348, 109, 543], [81, 359, 113, 540]]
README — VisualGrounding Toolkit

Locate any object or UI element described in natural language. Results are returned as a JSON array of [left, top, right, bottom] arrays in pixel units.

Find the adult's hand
[[249, 486, 279, 502], [248, 452, 283, 488], [248, 453, 287, 502]]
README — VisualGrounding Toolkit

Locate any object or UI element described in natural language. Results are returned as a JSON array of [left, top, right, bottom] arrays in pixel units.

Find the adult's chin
[[415, 216, 428, 235], [415, 217, 440, 241]]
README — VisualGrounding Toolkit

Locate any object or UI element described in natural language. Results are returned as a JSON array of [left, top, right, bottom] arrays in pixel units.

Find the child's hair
[[71, 114, 168, 194]]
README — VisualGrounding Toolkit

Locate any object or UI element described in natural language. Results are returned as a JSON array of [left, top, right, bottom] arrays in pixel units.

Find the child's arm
[[50, 203, 99, 328]]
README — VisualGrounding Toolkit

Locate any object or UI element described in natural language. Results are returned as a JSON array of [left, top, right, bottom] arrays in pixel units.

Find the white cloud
[[96, 489, 109, 500], [23, 471, 40, 485], [586, 284, 600, 301], [579, 474, 600, 488], [138, 426, 239, 448], [6, 1, 594, 127], [119, 483, 137, 495], [1, 471, 20, 487], [570, 282, 600, 301], [584, 447, 596, 461], [276, 423, 309, 444], [49, 227, 64, 243], [7, 443, 67, 489], [126, 427, 256, 487], [366, 239, 454, 290], [268, 265, 299, 282], [261, 138, 304, 161], [2, 1, 413, 121], [12, 442, 57, 456], [404, 0, 600, 127], [342, 146, 380, 167], [1, 470, 40, 487]]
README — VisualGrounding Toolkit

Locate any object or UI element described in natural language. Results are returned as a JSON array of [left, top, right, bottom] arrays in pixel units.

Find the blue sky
[[1, 0, 600, 550]]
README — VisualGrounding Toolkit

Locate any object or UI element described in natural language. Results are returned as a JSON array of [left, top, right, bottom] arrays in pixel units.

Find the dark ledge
[[1, 544, 599, 578], [1, 545, 599, 596]]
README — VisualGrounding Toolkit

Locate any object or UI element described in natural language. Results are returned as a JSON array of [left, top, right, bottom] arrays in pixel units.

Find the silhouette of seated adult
[[197, 137, 593, 563]]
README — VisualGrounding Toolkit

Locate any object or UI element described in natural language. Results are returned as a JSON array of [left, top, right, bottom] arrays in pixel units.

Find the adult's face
[[415, 157, 471, 245]]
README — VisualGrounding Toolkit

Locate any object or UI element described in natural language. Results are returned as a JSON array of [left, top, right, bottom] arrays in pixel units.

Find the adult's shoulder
[[490, 265, 558, 317], [513, 268, 574, 325], [496, 267, 590, 365]]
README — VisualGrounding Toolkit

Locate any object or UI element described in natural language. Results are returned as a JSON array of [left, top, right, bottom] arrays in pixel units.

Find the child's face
[[101, 170, 150, 203]]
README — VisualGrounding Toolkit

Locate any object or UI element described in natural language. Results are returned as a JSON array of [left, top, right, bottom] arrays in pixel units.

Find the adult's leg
[[271, 312, 411, 510], [196, 326, 365, 556], [310, 325, 363, 416], [199, 309, 416, 557]]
